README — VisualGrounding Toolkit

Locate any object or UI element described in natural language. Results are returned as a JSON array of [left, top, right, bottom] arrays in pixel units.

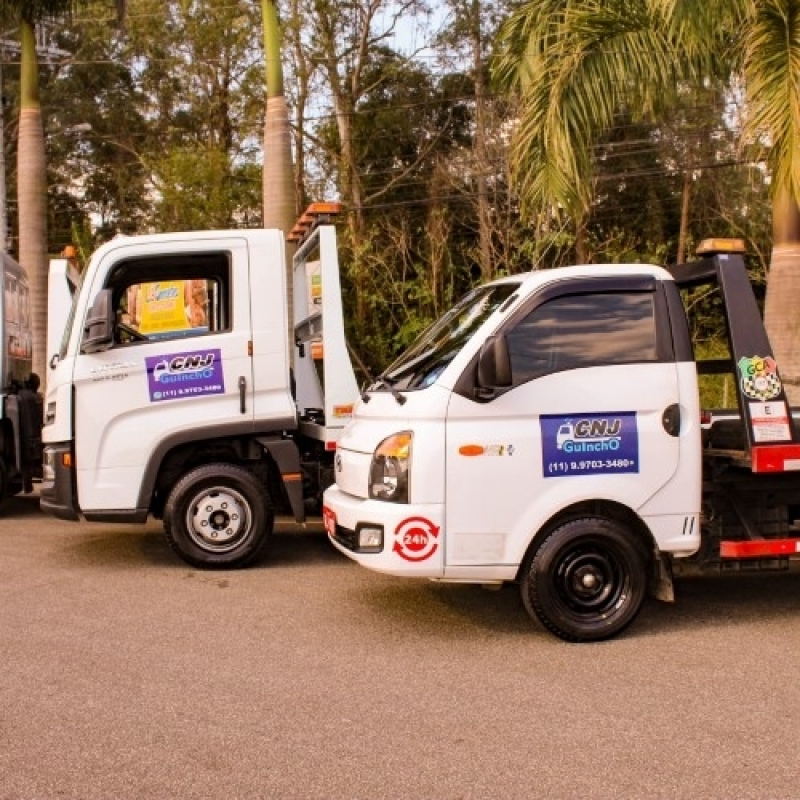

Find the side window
[[108, 253, 229, 345], [506, 292, 658, 384], [124, 280, 214, 337]]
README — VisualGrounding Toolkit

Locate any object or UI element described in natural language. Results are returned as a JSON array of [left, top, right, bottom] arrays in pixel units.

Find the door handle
[[238, 376, 246, 414], [662, 403, 681, 436]]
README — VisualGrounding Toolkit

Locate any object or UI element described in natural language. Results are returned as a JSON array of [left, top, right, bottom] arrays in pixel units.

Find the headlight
[[369, 431, 412, 503]]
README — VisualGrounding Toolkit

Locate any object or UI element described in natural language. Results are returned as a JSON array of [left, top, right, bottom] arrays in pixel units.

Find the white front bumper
[[323, 485, 445, 578]]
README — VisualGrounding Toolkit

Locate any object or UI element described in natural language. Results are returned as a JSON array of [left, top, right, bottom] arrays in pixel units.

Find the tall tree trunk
[[261, 0, 296, 350], [470, 0, 492, 282], [285, 0, 310, 212], [764, 184, 800, 405], [262, 95, 295, 234], [18, 20, 48, 385], [261, 0, 295, 232]]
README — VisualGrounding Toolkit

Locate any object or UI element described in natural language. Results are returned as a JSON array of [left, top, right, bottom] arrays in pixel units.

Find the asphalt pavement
[[2, 490, 800, 799]]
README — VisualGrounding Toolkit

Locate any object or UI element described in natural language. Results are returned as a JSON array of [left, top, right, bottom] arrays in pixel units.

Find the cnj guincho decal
[[540, 412, 639, 477], [146, 348, 225, 402]]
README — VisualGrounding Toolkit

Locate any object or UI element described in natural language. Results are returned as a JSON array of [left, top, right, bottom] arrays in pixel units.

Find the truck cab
[[41, 206, 359, 568], [324, 240, 800, 642], [325, 261, 702, 634], [0, 251, 41, 504]]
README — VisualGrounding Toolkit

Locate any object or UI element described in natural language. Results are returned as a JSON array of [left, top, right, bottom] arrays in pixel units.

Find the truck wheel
[[521, 517, 646, 643], [164, 463, 273, 569]]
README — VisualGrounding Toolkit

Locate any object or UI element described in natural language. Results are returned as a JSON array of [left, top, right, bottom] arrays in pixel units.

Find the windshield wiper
[[364, 374, 407, 406], [345, 341, 406, 405]]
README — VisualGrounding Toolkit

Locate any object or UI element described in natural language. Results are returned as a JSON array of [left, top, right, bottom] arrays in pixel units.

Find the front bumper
[[323, 485, 444, 577], [40, 442, 80, 521]]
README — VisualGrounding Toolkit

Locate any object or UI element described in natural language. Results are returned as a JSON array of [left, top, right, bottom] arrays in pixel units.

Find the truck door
[[444, 277, 687, 571], [71, 237, 255, 513]]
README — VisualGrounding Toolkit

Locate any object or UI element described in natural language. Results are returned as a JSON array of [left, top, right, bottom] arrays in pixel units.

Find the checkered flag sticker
[[738, 355, 782, 401], [741, 372, 782, 401]]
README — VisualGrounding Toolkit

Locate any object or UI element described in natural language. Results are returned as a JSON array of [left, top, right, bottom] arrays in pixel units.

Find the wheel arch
[[133, 418, 294, 515], [149, 436, 282, 519], [515, 499, 658, 582]]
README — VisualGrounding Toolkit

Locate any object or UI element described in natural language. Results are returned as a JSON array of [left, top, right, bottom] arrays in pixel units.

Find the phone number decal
[[547, 458, 637, 475]]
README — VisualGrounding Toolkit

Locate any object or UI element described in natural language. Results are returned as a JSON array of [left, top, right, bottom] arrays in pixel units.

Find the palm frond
[[742, 0, 800, 200], [499, 0, 689, 218]]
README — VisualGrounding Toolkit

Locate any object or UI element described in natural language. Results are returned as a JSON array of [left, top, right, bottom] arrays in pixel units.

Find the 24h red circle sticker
[[393, 517, 440, 561]]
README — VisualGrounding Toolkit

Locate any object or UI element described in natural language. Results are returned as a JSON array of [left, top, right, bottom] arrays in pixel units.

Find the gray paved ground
[[2, 490, 800, 799]]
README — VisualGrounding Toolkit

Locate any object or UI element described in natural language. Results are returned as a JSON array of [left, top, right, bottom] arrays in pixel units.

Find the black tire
[[521, 517, 646, 643], [164, 463, 273, 569]]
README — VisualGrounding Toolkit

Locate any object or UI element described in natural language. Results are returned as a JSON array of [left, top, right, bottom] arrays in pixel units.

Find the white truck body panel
[[291, 226, 360, 446], [444, 361, 697, 568], [44, 230, 295, 513], [46, 258, 78, 371], [325, 261, 703, 583], [76, 236, 260, 511], [42, 217, 361, 539]]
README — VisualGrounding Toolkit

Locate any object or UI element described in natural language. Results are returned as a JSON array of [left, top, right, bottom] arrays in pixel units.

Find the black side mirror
[[476, 334, 512, 389], [81, 289, 114, 353]]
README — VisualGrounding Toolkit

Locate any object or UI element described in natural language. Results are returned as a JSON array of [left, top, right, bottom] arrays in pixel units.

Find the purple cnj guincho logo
[[146, 348, 225, 403]]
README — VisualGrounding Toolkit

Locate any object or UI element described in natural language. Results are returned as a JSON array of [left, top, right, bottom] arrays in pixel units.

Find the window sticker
[[146, 348, 225, 402], [541, 412, 639, 477], [738, 355, 782, 401], [748, 401, 792, 443]]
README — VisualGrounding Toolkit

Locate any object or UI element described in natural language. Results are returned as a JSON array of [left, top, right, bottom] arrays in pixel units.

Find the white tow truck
[[323, 239, 800, 641], [0, 251, 42, 503], [41, 203, 360, 568]]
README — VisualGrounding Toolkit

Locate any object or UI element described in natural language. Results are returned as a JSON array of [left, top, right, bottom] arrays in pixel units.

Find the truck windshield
[[375, 281, 521, 390]]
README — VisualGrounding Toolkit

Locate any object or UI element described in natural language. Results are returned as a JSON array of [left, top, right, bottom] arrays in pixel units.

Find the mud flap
[[255, 437, 305, 523], [649, 551, 675, 603]]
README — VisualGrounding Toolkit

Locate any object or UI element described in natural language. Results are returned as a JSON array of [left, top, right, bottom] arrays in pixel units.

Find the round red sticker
[[393, 517, 440, 561]]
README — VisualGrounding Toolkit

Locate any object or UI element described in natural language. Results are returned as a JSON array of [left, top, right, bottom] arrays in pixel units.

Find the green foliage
[[695, 339, 737, 410], [39, 0, 265, 243], [17, 0, 785, 382], [0, 0, 80, 25]]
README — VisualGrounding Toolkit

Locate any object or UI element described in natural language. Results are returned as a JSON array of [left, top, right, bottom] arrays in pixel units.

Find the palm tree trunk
[[764, 185, 800, 405], [18, 20, 48, 385], [262, 94, 296, 233], [470, 0, 492, 282], [261, 0, 296, 352]]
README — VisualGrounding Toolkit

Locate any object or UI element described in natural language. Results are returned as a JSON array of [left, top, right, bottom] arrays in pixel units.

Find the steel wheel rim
[[185, 485, 252, 553], [553, 542, 629, 618]]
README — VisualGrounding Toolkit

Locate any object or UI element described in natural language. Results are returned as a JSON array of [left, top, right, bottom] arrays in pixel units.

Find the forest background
[[0, 0, 772, 398]]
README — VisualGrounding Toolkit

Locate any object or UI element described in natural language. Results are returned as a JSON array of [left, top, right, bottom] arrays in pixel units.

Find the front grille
[[332, 523, 357, 551]]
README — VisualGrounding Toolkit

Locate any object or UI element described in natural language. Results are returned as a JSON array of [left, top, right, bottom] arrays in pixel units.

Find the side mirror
[[476, 334, 512, 389], [81, 289, 114, 353]]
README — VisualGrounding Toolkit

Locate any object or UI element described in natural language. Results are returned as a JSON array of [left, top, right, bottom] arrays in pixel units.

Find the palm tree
[[0, 0, 124, 383], [748, 2, 800, 403], [261, 0, 296, 233], [494, 0, 800, 401], [261, 0, 297, 348]]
